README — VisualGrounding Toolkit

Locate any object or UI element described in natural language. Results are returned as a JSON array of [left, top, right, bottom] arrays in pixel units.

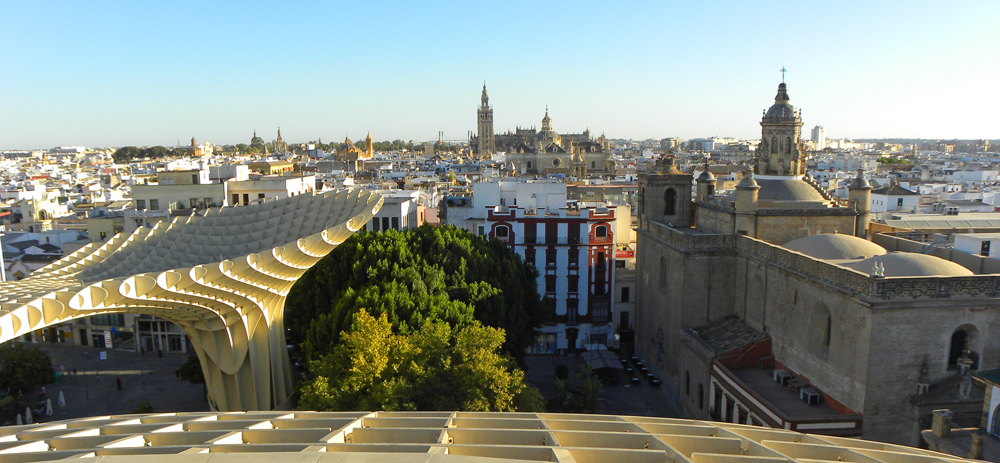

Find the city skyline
[[1, 1, 998, 150]]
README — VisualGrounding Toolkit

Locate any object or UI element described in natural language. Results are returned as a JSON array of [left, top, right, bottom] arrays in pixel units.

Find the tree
[[177, 354, 205, 385], [285, 225, 545, 367], [0, 343, 54, 403], [546, 364, 604, 413], [297, 310, 541, 412]]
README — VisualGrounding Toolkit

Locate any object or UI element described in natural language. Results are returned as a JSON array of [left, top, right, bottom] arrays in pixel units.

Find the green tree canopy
[[112, 146, 188, 163], [286, 225, 545, 366], [298, 310, 541, 412], [0, 343, 54, 401]]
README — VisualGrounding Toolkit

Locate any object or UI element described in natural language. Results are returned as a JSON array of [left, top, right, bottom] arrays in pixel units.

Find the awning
[[581, 349, 624, 370]]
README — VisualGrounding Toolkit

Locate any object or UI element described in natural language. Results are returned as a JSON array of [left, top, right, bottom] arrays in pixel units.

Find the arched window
[[770, 136, 778, 155], [495, 226, 509, 238], [785, 136, 792, 154], [992, 403, 1000, 437], [664, 188, 676, 215], [947, 328, 979, 370], [813, 303, 831, 356], [699, 384, 705, 410], [596, 225, 607, 238], [824, 314, 832, 347]]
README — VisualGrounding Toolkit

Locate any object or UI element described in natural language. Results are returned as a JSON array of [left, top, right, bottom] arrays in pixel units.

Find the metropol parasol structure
[[0, 189, 383, 412]]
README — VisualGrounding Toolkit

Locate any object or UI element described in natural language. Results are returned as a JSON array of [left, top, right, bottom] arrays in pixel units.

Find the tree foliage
[[0, 343, 54, 400], [286, 225, 545, 366], [177, 354, 205, 385], [547, 364, 604, 414], [112, 146, 188, 163], [298, 310, 541, 412]]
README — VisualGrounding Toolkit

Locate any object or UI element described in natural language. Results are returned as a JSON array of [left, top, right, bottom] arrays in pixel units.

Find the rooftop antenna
[[781, 64, 787, 83]]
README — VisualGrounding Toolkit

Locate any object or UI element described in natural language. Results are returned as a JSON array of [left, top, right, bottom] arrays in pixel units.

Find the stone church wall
[[865, 302, 1000, 446]]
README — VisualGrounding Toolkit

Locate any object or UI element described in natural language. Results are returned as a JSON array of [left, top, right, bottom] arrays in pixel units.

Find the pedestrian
[[116, 377, 122, 391]]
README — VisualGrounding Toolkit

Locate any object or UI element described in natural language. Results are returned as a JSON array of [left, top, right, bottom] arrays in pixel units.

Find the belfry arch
[[0, 190, 382, 411]]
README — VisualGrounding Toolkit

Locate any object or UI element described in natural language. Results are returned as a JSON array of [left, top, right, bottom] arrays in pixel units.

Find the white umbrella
[[45, 399, 53, 417], [15, 413, 22, 426], [25, 407, 32, 424], [58, 391, 66, 408]]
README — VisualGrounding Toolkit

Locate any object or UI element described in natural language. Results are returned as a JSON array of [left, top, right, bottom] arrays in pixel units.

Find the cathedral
[[470, 84, 613, 177], [635, 81, 999, 447]]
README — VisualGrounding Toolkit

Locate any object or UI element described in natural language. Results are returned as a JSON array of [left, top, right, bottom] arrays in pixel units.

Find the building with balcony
[[485, 201, 621, 354]]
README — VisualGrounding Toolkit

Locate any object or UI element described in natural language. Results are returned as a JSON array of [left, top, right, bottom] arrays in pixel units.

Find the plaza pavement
[[2, 341, 209, 425]]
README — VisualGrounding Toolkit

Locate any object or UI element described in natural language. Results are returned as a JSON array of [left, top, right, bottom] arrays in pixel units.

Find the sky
[[1, 1, 998, 149]]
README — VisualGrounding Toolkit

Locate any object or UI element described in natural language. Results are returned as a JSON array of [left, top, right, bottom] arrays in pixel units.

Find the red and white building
[[482, 195, 623, 353]]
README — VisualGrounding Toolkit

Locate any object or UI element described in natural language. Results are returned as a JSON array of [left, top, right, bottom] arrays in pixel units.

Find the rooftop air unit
[[773, 370, 791, 387], [800, 389, 821, 405]]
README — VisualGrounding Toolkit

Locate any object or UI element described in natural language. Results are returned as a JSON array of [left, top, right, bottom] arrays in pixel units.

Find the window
[[205, 198, 213, 208], [546, 223, 558, 244], [258, 193, 266, 199], [149, 199, 160, 211], [545, 276, 556, 293], [136, 200, 146, 210], [527, 161, 532, 169], [495, 226, 509, 238], [232, 194, 239, 206], [382, 217, 390, 231], [897, 198, 903, 207], [621, 287, 630, 303], [568, 252, 579, 266], [596, 225, 607, 238], [568, 224, 580, 244], [664, 188, 676, 215], [478, 225, 485, 236], [242, 193, 249, 205], [590, 333, 607, 346], [192, 174, 198, 184], [591, 161, 596, 169], [948, 328, 980, 370], [190, 198, 199, 209], [372, 219, 380, 232], [391, 217, 399, 230], [525, 250, 535, 266], [525, 223, 537, 243], [546, 250, 557, 266], [597, 251, 605, 268], [99, 231, 107, 240], [568, 276, 579, 293]]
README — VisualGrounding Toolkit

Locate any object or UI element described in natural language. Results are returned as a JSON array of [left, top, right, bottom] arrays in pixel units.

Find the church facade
[[635, 82, 1000, 446]]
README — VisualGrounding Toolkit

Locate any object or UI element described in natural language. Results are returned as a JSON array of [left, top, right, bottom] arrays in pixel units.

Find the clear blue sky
[[2, 1, 997, 149]]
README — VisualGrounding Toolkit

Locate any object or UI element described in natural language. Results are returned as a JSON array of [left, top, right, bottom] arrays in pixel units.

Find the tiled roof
[[976, 368, 1000, 385]]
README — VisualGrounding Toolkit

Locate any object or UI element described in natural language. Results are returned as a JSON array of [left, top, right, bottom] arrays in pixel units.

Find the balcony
[[524, 237, 582, 245]]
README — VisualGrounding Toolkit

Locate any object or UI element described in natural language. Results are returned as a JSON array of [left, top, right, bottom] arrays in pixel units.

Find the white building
[[870, 181, 920, 215], [811, 125, 825, 150]]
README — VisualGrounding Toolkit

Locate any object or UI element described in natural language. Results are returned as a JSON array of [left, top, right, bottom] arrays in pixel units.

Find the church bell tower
[[477, 83, 495, 157], [752, 75, 805, 176]]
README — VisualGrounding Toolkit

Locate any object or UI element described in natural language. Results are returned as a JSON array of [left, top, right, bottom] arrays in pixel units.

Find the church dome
[[783, 234, 887, 260], [697, 169, 716, 182], [842, 252, 974, 277], [755, 177, 826, 202], [763, 83, 798, 121]]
